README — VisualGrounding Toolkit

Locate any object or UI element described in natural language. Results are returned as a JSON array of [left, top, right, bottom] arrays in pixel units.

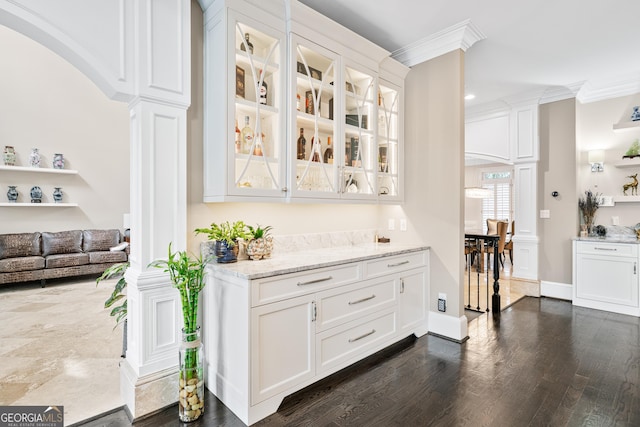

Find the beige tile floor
[[0, 277, 123, 426]]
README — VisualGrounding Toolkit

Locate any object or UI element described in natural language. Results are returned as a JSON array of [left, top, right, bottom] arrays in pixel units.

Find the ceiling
[[299, 0, 640, 109]]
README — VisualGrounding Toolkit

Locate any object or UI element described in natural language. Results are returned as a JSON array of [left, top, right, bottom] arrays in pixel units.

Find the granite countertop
[[206, 243, 429, 280], [574, 236, 640, 244]]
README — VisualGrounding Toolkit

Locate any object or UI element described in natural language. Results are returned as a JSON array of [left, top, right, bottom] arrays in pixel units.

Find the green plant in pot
[[149, 243, 210, 422], [246, 224, 274, 260], [195, 220, 250, 263], [96, 262, 129, 358]]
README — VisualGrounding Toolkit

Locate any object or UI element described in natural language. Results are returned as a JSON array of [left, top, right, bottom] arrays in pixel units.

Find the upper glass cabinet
[[377, 81, 400, 200], [231, 19, 284, 195], [290, 36, 338, 199]]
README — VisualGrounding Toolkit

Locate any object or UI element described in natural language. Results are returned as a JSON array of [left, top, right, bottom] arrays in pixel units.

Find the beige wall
[[402, 50, 465, 316], [577, 93, 640, 227], [0, 25, 129, 234], [539, 99, 577, 285]]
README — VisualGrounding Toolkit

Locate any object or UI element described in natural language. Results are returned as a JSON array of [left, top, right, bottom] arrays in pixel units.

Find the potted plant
[[246, 224, 274, 260], [96, 262, 129, 357], [149, 243, 210, 422], [578, 189, 601, 236], [195, 220, 250, 263]]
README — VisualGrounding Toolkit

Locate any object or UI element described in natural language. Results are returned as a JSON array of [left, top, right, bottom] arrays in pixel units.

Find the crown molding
[[539, 82, 584, 105], [577, 73, 640, 104], [391, 19, 486, 67]]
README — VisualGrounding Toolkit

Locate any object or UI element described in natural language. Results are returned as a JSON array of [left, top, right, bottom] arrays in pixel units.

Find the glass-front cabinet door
[[343, 64, 376, 200], [377, 81, 401, 200], [290, 35, 338, 199], [229, 15, 285, 197]]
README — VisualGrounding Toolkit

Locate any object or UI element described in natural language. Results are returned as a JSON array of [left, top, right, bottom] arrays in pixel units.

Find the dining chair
[[486, 218, 499, 235], [504, 220, 515, 264], [486, 220, 508, 269]]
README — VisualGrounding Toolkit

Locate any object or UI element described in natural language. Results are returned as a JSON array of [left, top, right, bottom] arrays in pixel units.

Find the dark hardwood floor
[[80, 297, 640, 426]]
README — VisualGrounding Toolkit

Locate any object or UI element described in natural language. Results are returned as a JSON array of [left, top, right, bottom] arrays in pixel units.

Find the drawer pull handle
[[348, 294, 376, 305], [388, 260, 410, 268], [297, 276, 333, 286], [594, 247, 617, 251], [348, 329, 376, 343]]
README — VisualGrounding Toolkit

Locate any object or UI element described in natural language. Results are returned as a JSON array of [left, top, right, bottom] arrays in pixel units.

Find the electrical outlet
[[388, 218, 395, 230], [438, 299, 446, 312], [400, 218, 407, 231], [612, 216, 620, 225]]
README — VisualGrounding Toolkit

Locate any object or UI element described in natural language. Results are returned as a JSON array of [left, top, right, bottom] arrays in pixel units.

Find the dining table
[[465, 231, 501, 313]]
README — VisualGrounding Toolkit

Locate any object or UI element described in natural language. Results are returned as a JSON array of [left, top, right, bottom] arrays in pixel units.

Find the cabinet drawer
[[252, 263, 362, 307], [317, 308, 397, 373], [576, 241, 638, 257], [317, 278, 397, 332], [365, 251, 426, 278]]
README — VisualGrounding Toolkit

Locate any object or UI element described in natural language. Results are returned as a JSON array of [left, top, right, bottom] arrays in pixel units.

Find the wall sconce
[[588, 150, 605, 172]]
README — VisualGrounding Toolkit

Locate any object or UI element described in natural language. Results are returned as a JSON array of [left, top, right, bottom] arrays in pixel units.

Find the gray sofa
[[0, 229, 128, 287]]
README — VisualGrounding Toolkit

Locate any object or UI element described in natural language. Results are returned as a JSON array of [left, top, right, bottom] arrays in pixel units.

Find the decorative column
[[120, 0, 191, 419]]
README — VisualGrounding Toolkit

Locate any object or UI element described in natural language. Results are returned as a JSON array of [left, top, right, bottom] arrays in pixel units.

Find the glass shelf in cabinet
[[236, 99, 278, 116], [296, 112, 333, 130], [235, 52, 279, 74], [345, 124, 373, 135]]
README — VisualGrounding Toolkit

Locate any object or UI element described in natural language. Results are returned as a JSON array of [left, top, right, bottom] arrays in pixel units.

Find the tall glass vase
[[179, 327, 204, 422]]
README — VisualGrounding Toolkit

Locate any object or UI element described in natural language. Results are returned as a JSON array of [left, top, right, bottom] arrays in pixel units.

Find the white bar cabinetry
[[204, 249, 429, 425]]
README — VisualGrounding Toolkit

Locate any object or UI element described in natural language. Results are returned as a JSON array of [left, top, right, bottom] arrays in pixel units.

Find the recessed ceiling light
[[464, 94, 476, 100]]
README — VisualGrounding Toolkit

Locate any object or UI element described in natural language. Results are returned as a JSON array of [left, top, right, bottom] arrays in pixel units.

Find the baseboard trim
[[540, 280, 572, 300], [428, 311, 468, 342]]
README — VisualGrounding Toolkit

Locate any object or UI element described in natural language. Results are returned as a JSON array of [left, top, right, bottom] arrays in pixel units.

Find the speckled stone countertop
[[206, 243, 429, 280], [573, 236, 640, 244]]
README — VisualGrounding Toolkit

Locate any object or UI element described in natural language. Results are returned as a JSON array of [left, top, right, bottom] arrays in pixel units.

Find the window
[[482, 170, 512, 233]]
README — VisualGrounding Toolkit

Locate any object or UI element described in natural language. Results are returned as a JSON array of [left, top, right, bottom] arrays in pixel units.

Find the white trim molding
[[428, 311, 468, 342], [540, 280, 572, 301], [391, 19, 486, 68]]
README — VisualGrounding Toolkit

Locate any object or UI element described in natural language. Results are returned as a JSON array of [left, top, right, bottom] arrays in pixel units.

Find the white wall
[[577, 93, 640, 227], [0, 25, 129, 233]]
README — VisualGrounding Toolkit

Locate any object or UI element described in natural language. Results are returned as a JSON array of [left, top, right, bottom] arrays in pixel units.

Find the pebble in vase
[[3, 146, 16, 166], [29, 148, 40, 168], [53, 187, 63, 203], [52, 153, 65, 169], [7, 186, 18, 202], [30, 186, 42, 203], [632, 106, 640, 122]]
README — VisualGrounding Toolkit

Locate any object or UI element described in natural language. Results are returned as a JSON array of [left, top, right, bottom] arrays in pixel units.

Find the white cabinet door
[[251, 294, 315, 404], [576, 253, 639, 308], [399, 269, 428, 333]]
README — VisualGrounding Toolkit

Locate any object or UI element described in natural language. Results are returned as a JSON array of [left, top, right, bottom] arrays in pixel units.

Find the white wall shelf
[[613, 158, 640, 168], [0, 165, 78, 174], [613, 121, 640, 131], [613, 196, 640, 203], [0, 202, 78, 207]]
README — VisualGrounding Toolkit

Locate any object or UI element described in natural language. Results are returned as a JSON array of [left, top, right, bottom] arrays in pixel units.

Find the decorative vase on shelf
[[52, 153, 65, 169], [3, 146, 16, 166], [29, 148, 40, 168], [7, 186, 18, 203], [30, 186, 42, 203], [53, 187, 63, 203], [179, 327, 205, 422], [632, 106, 640, 122]]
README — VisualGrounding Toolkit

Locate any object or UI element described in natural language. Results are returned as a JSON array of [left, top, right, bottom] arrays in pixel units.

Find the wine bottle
[[241, 115, 253, 154], [297, 128, 306, 160], [323, 136, 334, 164], [296, 93, 301, 111], [258, 70, 267, 105], [235, 119, 241, 153], [240, 33, 253, 54], [311, 136, 321, 162]]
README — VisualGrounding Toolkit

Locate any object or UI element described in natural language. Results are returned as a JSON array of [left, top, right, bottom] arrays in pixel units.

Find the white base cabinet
[[573, 240, 640, 317], [203, 249, 429, 425]]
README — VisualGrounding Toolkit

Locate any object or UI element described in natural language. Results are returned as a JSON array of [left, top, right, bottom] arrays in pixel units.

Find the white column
[[120, 0, 190, 419], [512, 162, 539, 280]]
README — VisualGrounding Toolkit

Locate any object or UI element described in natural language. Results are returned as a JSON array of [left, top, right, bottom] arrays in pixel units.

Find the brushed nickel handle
[[348, 294, 376, 305], [348, 329, 376, 343], [388, 260, 410, 268], [594, 247, 617, 251], [400, 278, 405, 294], [297, 276, 333, 286], [311, 301, 317, 322]]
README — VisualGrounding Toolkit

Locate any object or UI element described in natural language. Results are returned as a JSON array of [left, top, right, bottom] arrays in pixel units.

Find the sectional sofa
[[0, 229, 128, 287]]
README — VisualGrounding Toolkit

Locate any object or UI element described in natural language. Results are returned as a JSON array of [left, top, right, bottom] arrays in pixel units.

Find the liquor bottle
[[241, 115, 254, 154], [258, 70, 267, 105], [311, 136, 321, 162], [296, 93, 301, 111], [323, 136, 334, 164], [240, 33, 253, 54], [235, 119, 241, 153], [297, 128, 306, 160]]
